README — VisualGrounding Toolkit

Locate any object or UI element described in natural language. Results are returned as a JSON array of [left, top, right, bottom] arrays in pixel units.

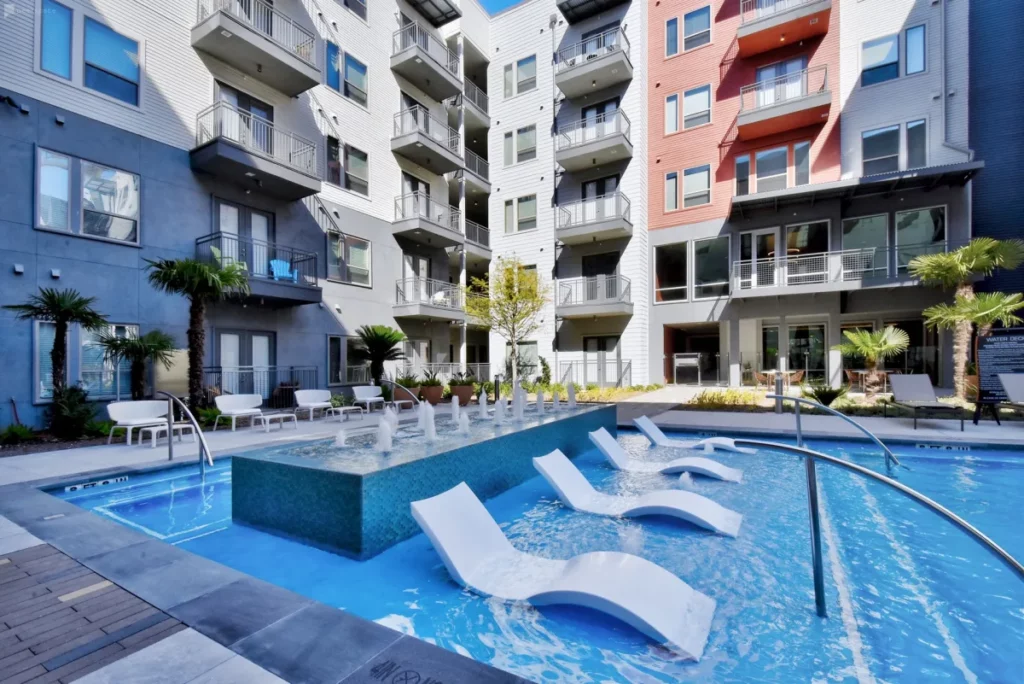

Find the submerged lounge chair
[[884, 374, 964, 431], [590, 428, 744, 483], [634, 416, 756, 455], [410, 482, 715, 660], [534, 450, 742, 537]]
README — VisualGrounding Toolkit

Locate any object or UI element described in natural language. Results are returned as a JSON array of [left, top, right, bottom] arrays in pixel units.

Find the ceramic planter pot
[[396, 386, 420, 403], [450, 385, 474, 405], [420, 385, 443, 405]]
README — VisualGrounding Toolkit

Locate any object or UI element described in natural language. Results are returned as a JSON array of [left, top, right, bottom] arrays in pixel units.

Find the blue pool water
[[54, 431, 1024, 683]]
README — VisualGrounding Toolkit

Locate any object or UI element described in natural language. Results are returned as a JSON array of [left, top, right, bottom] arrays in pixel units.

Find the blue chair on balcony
[[270, 259, 298, 283]]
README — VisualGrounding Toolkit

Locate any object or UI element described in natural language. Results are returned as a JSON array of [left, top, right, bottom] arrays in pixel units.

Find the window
[[517, 195, 537, 231], [326, 42, 340, 90], [343, 0, 367, 21], [326, 137, 341, 185], [683, 6, 711, 51], [516, 125, 536, 162], [503, 132, 513, 165], [862, 125, 900, 175], [861, 34, 898, 86], [683, 84, 711, 128], [83, 18, 139, 105], [655, 243, 688, 302], [327, 231, 371, 285], [665, 172, 678, 211], [755, 147, 787, 192], [786, 221, 829, 256], [505, 55, 536, 97], [694, 236, 729, 298], [328, 336, 343, 385], [907, 119, 926, 169], [81, 324, 137, 398], [683, 165, 711, 207], [665, 18, 679, 56], [504, 63, 513, 98], [37, 149, 70, 230], [735, 155, 750, 196], [905, 25, 925, 75], [504, 199, 514, 234], [343, 54, 368, 106], [344, 144, 369, 195], [896, 206, 945, 269], [505, 341, 539, 378], [81, 160, 140, 242], [35, 321, 57, 400], [842, 214, 887, 275], [665, 94, 679, 134], [40, 0, 72, 79], [794, 141, 810, 186]]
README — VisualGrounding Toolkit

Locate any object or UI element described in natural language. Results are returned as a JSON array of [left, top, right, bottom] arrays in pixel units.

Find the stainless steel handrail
[[768, 394, 899, 469], [156, 391, 214, 474], [380, 378, 420, 406]]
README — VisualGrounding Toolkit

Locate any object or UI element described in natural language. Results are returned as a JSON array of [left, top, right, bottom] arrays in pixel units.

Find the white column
[[459, 250, 468, 373], [828, 309, 842, 389], [726, 318, 741, 387], [457, 33, 468, 375], [778, 315, 789, 372]]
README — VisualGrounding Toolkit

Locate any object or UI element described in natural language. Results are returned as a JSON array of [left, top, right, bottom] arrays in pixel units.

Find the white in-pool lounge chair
[[998, 374, 1024, 414], [410, 482, 715, 660], [589, 428, 743, 483], [883, 374, 964, 431], [634, 416, 756, 455], [533, 450, 742, 537]]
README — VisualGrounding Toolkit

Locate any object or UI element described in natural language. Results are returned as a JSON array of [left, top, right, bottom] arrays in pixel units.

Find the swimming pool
[[52, 430, 1024, 683]]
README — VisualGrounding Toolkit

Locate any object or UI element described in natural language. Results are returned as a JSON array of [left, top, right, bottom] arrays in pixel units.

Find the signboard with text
[[976, 328, 1024, 405]]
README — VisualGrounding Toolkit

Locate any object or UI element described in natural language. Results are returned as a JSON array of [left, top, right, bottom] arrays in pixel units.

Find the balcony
[[736, 65, 831, 140], [393, 193, 463, 248], [394, 277, 465, 321], [202, 366, 318, 409], [555, 28, 633, 99], [463, 80, 490, 129], [191, 102, 320, 200], [555, 110, 633, 172], [556, 0, 629, 24], [404, 0, 460, 27], [192, 0, 319, 97], [463, 149, 490, 194], [391, 23, 461, 101], [464, 220, 491, 262], [555, 275, 633, 318], [196, 232, 320, 307], [556, 192, 633, 245], [391, 106, 463, 175], [738, 0, 832, 58], [729, 242, 949, 299]]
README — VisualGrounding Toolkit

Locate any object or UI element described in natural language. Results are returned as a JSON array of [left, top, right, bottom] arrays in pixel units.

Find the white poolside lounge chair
[[411, 482, 716, 660], [634, 416, 756, 455], [589, 428, 743, 483], [998, 374, 1024, 413], [534, 450, 742, 537], [295, 389, 333, 421], [213, 394, 263, 431], [884, 374, 964, 431], [353, 386, 386, 412], [106, 401, 169, 446]]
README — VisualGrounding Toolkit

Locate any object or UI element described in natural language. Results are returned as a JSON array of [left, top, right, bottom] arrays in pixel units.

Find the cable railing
[[465, 149, 489, 181], [196, 232, 318, 287], [555, 275, 632, 307], [740, 65, 829, 112], [201, 366, 318, 409], [195, 102, 318, 177], [466, 363, 490, 380], [464, 79, 488, 114], [557, 192, 631, 229], [196, 0, 318, 68], [465, 220, 490, 248], [393, 106, 460, 156], [395, 277, 463, 310], [156, 391, 214, 475], [556, 110, 631, 151], [740, 0, 822, 24], [559, 359, 632, 388], [555, 26, 630, 73], [394, 193, 462, 235], [392, 22, 459, 77]]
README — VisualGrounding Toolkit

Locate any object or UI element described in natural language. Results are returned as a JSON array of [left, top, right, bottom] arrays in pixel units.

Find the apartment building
[[648, 0, 978, 389]]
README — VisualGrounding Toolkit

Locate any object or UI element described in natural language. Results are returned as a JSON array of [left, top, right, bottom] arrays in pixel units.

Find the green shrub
[[802, 384, 849, 408], [84, 419, 115, 438], [420, 370, 443, 387], [474, 381, 495, 400], [330, 394, 354, 408], [689, 389, 761, 407], [395, 373, 420, 388], [196, 407, 221, 428], [539, 357, 552, 385], [0, 424, 36, 445], [586, 383, 599, 392], [449, 372, 475, 387], [47, 386, 95, 440]]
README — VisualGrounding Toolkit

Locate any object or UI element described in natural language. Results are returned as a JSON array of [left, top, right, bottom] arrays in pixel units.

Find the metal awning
[[556, 0, 629, 24], [407, 0, 461, 27]]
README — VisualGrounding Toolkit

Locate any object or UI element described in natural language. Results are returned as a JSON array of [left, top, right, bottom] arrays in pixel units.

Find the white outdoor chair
[[213, 394, 263, 431], [353, 386, 386, 412], [589, 428, 744, 482], [105, 401, 169, 446], [884, 374, 964, 431], [295, 389, 333, 421], [998, 374, 1024, 414]]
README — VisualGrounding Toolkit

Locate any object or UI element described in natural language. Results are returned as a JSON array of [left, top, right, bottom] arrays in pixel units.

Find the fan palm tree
[[146, 252, 249, 410], [98, 330, 177, 401], [909, 238, 1024, 399], [4, 288, 107, 396], [349, 325, 406, 385], [832, 326, 910, 396]]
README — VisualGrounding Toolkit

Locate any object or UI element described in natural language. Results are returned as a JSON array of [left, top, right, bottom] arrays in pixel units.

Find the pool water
[[54, 431, 1024, 683]]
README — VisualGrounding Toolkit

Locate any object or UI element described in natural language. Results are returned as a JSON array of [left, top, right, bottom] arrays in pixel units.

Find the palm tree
[[909, 238, 1024, 399], [349, 325, 406, 385], [832, 326, 910, 396], [4, 288, 107, 396], [146, 254, 249, 410], [98, 330, 177, 401]]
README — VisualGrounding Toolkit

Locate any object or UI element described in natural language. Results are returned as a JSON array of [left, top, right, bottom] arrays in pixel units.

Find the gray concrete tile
[[186, 655, 287, 683], [111, 556, 245, 612], [83, 540, 186, 584], [0, 532, 44, 556], [73, 628, 234, 684], [341, 635, 529, 683]]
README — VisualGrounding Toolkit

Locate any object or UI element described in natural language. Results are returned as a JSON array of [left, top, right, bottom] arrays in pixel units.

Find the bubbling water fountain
[[535, 390, 544, 414], [552, 391, 560, 412], [383, 406, 399, 434], [416, 402, 426, 431], [452, 395, 460, 424], [376, 420, 393, 453], [567, 382, 577, 408], [458, 412, 471, 435], [478, 392, 488, 420], [678, 472, 695, 490], [335, 429, 347, 447], [703, 442, 715, 454], [424, 402, 437, 442], [495, 396, 505, 424]]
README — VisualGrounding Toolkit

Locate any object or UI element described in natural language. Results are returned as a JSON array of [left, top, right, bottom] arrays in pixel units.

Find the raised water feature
[[232, 404, 615, 558]]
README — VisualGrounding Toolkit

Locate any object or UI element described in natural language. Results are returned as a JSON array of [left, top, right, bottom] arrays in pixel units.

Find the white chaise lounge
[[534, 450, 742, 537], [353, 386, 386, 412], [213, 394, 263, 431], [884, 374, 964, 431], [999, 374, 1024, 415], [411, 482, 715, 660], [634, 416, 756, 454], [294, 389, 332, 421], [106, 401, 169, 446], [589, 428, 744, 483]]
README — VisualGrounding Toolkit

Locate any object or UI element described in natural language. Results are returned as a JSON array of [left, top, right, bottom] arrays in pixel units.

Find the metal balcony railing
[[346, 364, 371, 384], [196, 0, 318, 67], [557, 192, 631, 230], [556, 275, 632, 307], [556, 110, 631, 151], [395, 277, 463, 310], [196, 232, 318, 287], [393, 106, 461, 156], [202, 365, 318, 409], [466, 363, 490, 380], [559, 359, 632, 388], [465, 149, 489, 181], [464, 79, 488, 114], [740, 0, 822, 25], [403, 362, 461, 381], [195, 102, 318, 176], [392, 22, 459, 77], [739, 65, 829, 113], [555, 26, 630, 73], [465, 220, 490, 248], [394, 193, 462, 234]]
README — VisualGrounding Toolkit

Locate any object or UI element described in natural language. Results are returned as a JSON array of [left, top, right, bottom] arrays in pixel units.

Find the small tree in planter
[[419, 369, 443, 405], [449, 372, 475, 405], [350, 325, 406, 386], [831, 326, 909, 396], [395, 372, 422, 403], [98, 330, 177, 400]]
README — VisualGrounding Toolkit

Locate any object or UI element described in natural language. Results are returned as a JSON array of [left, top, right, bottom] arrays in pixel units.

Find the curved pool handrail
[[380, 378, 420, 405], [156, 391, 214, 470], [767, 394, 900, 470]]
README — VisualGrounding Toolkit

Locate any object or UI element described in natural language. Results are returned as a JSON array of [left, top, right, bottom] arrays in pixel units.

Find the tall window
[[794, 142, 810, 186], [326, 137, 341, 185], [683, 84, 711, 128], [517, 195, 537, 231], [683, 6, 711, 51], [40, 0, 72, 79], [896, 206, 945, 269], [905, 25, 926, 75], [505, 55, 536, 97], [861, 34, 899, 86], [328, 335, 343, 385], [343, 144, 369, 195], [343, 54, 368, 106], [755, 147, 787, 192], [327, 231, 371, 285], [327, 42, 341, 91], [655, 243, 688, 302], [694, 236, 729, 298], [735, 155, 750, 196], [665, 172, 678, 211], [862, 125, 900, 174], [344, 0, 367, 21], [665, 94, 679, 134], [83, 18, 140, 105], [81, 324, 137, 398], [37, 149, 70, 230], [842, 214, 887, 276], [35, 321, 57, 400], [683, 165, 711, 207], [665, 18, 679, 56], [504, 199, 514, 233], [516, 125, 537, 162], [907, 119, 926, 168], [81, 160, 139, 242]]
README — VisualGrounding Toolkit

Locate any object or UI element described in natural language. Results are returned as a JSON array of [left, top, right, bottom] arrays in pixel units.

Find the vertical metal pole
[[774, 375, 784, 413], [805, 453, 828, 618], [166, 397, 174, 462], [795, 401, 804, 448]]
